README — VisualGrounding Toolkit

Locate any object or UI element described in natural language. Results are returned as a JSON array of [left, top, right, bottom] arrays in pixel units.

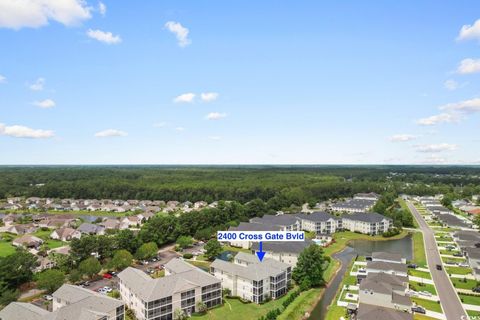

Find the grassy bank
[[412, 231, 427, 266], [278, 288, 324, 320]]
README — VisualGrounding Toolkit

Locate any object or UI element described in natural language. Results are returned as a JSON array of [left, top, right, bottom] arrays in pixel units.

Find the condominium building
[[342, 212, 392, 235], [0, 284, 125, 320], [118, 259, 222, 320], [296, 211, 341, 235], [210, 252, 291, 303]]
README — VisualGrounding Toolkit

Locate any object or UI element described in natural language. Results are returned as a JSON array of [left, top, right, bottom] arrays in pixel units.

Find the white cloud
[[416, 112, 461, 126], [29, 77, 45, 91], [205, 112, 227, 120], [458, 19, 480, 41], [415, 143, 457, 153], [98, 1, 106, 16], [173, 93, 195, 103], [457, 58, 480, 74], [153, 122, 167, 128], [421, 155, 448, 164], [440, 97, 480, 113], [201, 92, 219, 102], [444, 79, 458, 91], [389, 134, 417, 142], [0, 75, 6, 83], [165, 21, 191, 47], [175, 127, 185, 132], [208, 136, 221, 140], [0, 0, 92, 30], [87, 29, 121, 44], [33, 98, 55, 109], [0, 123, 54, 138], [94, 129, 128, 137]]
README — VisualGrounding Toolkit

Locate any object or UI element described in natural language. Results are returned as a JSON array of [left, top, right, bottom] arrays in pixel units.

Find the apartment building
[[210, 252, 291, 303], [0, 284, 125, 320], [118, 259, 221, 320], [342, 212, 392, 235], [296, 211, 341, 235], [249, 214, 301, 231], [250, 240, 313, 266], [330, 199, 377, 213]]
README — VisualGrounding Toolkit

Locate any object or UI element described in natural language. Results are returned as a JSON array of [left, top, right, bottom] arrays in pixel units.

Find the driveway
[[406, 200, 467, 320]]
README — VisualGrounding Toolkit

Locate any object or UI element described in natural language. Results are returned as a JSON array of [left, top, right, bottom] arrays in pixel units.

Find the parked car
[[453, 252, 463, 257], [43, 295, 53, 301], [106, 271, 117, 277], [458, 262, 469, 267], [408, 264, 418, 269], [436, 264, 442, 271], [103, 286, 112, 293], [102, 273, 112, 279], [473, 287, 480, 293], [412, 306, 426, 314]]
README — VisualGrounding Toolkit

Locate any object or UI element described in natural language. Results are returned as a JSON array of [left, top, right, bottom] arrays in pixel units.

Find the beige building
[[118, 259, 221, 320], [210, 252, 290, 303]]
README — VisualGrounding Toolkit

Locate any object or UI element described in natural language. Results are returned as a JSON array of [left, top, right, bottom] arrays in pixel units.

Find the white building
[[210, 252, 291, 303], [118, 259, 221, 320], [342, 212, 392, 235]]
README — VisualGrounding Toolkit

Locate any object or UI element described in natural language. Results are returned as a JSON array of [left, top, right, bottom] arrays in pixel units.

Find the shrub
[[183, 253, 193, 259]]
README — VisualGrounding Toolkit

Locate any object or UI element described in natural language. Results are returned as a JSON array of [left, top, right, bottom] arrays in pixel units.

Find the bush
[[183, 253, 193, 259]]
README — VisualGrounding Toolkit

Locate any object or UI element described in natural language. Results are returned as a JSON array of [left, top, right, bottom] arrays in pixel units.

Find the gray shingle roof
[[297, 211, 338, 222], [366, 261, 407, 273], [343, 212, 390, 223], [251, 240, 313, 254], [358, 303, 413, 320]]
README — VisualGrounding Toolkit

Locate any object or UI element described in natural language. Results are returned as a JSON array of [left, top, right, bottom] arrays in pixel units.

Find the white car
[[103, 286, 112, 293], [43, 295, 53, 301]]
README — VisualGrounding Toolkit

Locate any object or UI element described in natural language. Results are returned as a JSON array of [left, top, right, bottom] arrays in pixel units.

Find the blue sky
[[0, 0, 479, 165]]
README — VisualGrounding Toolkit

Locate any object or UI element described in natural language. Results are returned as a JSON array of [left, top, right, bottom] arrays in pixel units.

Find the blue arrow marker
[[256, 241, 266, 262]]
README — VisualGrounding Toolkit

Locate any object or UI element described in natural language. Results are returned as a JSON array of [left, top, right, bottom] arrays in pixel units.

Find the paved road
[[406, 200, 467, 320]]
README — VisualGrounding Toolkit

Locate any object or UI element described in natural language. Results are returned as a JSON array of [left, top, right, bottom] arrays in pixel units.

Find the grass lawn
[[187, 260, 211, 271], [222, 245, 250, 253], [439, 249, 460, 255], [414, 315, 438, 320], [459, 294, 480, 306], [408, 269, 432, 279], [0, 240, 16, 257], [412, 297, 443, 313], [324, 259, 341, 283], [412, 232, 427, 267], [442, 256, 467, 264], [325, 305, 348, 320], [324, 230, 409, 256], [446, 266, 473, 275], [409, 281, 437, 295], [193, 292, 291, 320], [468, 310, 480, 317], [45, 239, 65, 249], [451, 278, 478, 290]]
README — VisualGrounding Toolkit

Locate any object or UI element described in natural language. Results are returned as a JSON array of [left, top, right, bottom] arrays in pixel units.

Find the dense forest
[[0, 166, 479, 204]]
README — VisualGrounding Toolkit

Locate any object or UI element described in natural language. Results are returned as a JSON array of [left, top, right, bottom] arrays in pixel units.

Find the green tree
[[0, 249, 38, 288], [115, 229, 141, 254], [196, 301, 207, 314], [109, 250, 133, 270], [474, 215, 480, 229], [78, 257, 101, 278], [69, 269, 83, 283], [204, 239, 222, 261], [176, 236, 193, 250], [135, 242, 158, 261], [37, 269, 65, 293], [292, 245, 328, 288], [173, 308, 188, 320], [139, 216, 179, 246]]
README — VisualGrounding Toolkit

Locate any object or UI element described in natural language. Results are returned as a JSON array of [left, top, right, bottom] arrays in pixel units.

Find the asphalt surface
[[407, 200, 467, 320]]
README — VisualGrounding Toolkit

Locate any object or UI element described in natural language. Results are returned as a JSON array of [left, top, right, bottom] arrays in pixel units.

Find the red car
[[102, 273, 112, 279]]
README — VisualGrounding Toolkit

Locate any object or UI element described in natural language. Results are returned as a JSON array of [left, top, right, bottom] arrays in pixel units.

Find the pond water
[[308, 233, 413, 319]]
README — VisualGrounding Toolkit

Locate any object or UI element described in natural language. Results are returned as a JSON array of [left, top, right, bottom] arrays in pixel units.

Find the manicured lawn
[[222, 245, 250, 253], [408, 269, 432, 279], [187, 260, 211, 270], [459, 294, 480, 306], [324, 259, 340, 283], [451, 278, 478, 290], [441, 255, 466, 263], [33, 229, 53, 239], [325, 305, 348, 320], [414, 315, 438, 320], [439, 249, 460, 255], [45, 239, 65, 249], [409, 281, 437, 295], [468, 310, 480, 317], [412, 232, 427, 267], [412, 297, 443, 313], [446, 266, 473, 275], [0, 241, 16, 257], [193, 292, 291, 320]]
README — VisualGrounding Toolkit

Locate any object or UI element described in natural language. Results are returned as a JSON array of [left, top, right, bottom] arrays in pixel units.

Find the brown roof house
[[50, 227, 82, 241]]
